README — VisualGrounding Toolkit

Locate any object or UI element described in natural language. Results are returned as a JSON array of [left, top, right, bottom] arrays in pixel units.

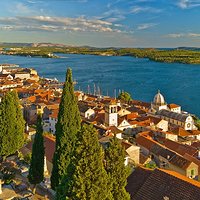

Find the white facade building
[[157, 109, 196, 131], [150, 90, 168, 113]]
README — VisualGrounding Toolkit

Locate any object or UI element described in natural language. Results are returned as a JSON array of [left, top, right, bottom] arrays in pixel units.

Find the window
[[111, 107, 114, 113]]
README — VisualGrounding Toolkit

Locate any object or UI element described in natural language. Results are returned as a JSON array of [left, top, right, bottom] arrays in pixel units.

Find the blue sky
[[0, 0, 200, 47]]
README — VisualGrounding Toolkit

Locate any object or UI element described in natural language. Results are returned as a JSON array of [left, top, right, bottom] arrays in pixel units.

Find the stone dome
[[153, 90, 166, 106]]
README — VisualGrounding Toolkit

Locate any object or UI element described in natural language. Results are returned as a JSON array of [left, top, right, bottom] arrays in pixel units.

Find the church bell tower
[[105, 100, 118, 127]]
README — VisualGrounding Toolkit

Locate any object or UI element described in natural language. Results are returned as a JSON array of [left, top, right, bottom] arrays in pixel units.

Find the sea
[[0, 53, 200, 116]]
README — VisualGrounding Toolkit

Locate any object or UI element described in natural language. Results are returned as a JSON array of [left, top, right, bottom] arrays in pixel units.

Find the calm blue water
[[0, 54, 200, 116]]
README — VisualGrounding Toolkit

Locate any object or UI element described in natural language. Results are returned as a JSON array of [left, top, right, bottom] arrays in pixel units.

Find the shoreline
[[1, 47, 200, 64]]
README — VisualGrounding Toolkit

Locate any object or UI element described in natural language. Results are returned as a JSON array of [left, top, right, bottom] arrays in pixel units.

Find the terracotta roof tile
[[162, 139, 198, 157], [169, 154, 192, 170], [168, 103, 180, 109], [25, 135, 55, 163], [191, 141, 200, 149], [44, 135, 55, 162], [49, 109, 59, 119], [136, 134, 158, 151], [126, 167, 152, 198], [127, 167, 200, 200]]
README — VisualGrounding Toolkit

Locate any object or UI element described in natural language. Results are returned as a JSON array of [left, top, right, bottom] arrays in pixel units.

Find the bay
[[0, 54, 200, 116]]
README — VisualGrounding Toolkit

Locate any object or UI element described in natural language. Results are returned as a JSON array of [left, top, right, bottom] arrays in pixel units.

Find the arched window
[[111, 107, 114, 113]]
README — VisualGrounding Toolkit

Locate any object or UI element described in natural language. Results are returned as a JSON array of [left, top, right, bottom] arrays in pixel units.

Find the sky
[[0, 0, 200, 47]]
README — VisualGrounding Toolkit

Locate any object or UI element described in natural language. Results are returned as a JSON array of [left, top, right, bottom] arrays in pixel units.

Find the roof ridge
[[157, 168, 200, 188]]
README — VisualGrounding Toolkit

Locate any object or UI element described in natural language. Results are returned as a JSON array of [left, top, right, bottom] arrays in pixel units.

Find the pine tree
[[51, 68, 81, 190], [105, 137, 130, 200], [28, 114, 45, 193], [118, 91, 132, 103], [0, 91, 25, 158], [57, 124, 113, 200]]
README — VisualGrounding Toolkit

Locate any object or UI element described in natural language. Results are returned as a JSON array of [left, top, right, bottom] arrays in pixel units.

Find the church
[[150, 90, 197, 131]]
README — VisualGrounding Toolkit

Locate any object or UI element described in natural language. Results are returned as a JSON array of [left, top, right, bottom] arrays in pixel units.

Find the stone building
[[150, 90, 168, 113], [157, 109, 196, 131], [104, 100, 118, 127]]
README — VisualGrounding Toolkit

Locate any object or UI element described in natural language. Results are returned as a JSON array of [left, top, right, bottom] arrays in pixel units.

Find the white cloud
[[177, 0, 200, 9], [137, 23, 158, 30], [96, 8, 126, 23], [166, 33, 185, 38], [15, 2, 32, 14], [0, 16, 123, 33], [131, 6, 162, 14], [165, 32, 200, 38], [26, 0, 88, 2], [188, 33, 200, 37], [27, 0, 37, 3], [8, 2, 40, 15]]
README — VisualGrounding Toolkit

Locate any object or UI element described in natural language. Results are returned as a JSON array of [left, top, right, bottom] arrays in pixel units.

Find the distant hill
[[32, 43, 74, 48], [0, 42, 75, 48], [1, 43, 200, 50], [0, 42, 33, 47], [177, 47, 200, 51]]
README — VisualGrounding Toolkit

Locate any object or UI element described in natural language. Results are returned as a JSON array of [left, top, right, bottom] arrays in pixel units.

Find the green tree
[[0, 91, 25, 159], [28, 114, 45, 193], [144, 161, 157, 169], [57, 124, 113, 200], [51, 68, 81, 190], [193, 116, 200, 130], [105, 137, 130, 200], [118, 91, 132, 102]]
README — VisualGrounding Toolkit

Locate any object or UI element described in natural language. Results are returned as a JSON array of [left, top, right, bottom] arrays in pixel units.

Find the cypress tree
[[28, 114, 45, 193], [57, 124, 113, 200], [105, 137, 130, 200], [12, 91, 25, 149], [0, 91, 25, 158], [51, 68, 81, 190]]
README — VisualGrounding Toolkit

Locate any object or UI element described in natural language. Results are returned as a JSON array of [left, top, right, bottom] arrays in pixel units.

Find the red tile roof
[[172, 127, 191, 136], [24, 135, 55, 163], [168, 103, 180, 109], [121, 140, 133, 150], [49, 109, 59, 119], [44, 135, 56, 163], [136, 134, 158, 151], [127, 167, 200, 200], [191, 141, 200, 149], [162, 139, 198, 157], [126, 167, 152, 199]]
